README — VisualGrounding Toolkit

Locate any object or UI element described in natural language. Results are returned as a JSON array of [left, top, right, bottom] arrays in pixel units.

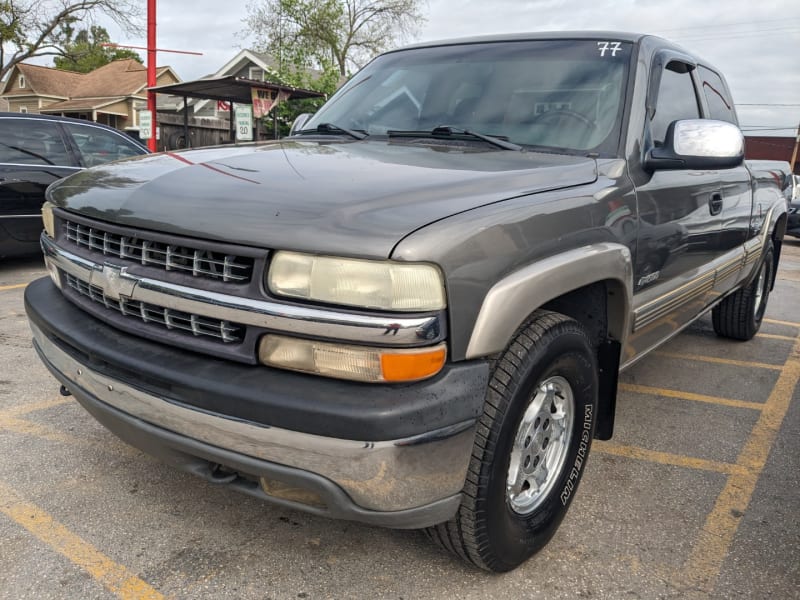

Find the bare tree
[[245, 0, 424, 77], [1, 0, 142, 81]]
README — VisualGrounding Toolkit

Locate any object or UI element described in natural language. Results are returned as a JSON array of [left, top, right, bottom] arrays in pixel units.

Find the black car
[[788, 200, 800, 238], [0, 112, 148, 259]]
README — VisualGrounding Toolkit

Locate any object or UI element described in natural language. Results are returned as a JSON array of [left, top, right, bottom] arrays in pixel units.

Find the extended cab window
[[698, 66, 737, 124], [0, 118, 71, 166], [305, 40, 633, 155], [650, 64, 700, 145]]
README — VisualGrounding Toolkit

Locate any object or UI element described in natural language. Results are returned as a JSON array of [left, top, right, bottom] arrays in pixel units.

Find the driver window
[[650, 64, 700, 145]]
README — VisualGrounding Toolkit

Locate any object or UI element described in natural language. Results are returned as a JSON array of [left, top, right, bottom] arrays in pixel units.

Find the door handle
[[709, 192, 723, 216]]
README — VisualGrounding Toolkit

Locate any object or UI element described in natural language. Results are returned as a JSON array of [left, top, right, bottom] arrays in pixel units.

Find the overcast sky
[[93, 0, 799, 135]]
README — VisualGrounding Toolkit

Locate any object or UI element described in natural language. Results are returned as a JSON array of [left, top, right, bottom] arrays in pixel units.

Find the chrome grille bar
[[64, 272, 245, 344], [64, 220, 253, 283]]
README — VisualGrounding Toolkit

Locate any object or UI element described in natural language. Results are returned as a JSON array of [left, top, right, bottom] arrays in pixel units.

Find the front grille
[[64, 272, 245, 344], [64, 220, 253, 283]]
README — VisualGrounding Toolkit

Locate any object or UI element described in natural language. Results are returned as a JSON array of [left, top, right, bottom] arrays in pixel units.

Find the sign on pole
[[139, 110, 153, 140], [235, 105, 253, 142]]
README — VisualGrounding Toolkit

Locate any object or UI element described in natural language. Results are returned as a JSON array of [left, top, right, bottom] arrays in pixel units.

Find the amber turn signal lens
[[380, 347, 447, 382], [258, 334, 447, 383]]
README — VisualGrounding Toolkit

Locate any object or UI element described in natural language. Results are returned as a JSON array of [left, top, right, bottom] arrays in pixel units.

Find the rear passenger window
[[0, 118, 71, 166], [698, 66, 737, 124], [63, 123, 145, 167], [650, 64, 700, 145]]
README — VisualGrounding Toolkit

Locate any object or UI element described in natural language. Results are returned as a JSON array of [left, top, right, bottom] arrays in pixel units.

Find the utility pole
[[790, 119, 800, 177], [105, 3, 201, 153], [147, 0, 157, 152]]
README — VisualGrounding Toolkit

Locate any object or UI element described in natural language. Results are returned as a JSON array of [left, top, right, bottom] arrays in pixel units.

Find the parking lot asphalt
[[0, 244, 798, 600]]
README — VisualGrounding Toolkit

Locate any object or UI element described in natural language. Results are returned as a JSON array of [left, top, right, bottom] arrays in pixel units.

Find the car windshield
[[305, 39, 632, 154]]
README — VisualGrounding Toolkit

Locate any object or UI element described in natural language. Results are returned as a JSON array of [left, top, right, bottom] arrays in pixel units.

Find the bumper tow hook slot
[[208, 464, 237, 484], [59, 385, 72, 397]]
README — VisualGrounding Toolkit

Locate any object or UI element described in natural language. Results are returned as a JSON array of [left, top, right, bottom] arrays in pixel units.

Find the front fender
[[465, 243, 633, 359]]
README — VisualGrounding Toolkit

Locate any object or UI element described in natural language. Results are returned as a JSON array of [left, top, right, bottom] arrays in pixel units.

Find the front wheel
[[712, 241, 774, 341], [425, 310, 598, 572]]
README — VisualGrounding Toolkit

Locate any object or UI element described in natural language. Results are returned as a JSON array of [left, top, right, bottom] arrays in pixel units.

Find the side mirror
[[645, 119, 744, 171], [289, 113, 313, 136]]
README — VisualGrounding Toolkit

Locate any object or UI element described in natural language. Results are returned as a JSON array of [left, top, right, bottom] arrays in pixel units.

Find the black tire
[[424, 310, 598, 572], [712, 241, 774, 341]]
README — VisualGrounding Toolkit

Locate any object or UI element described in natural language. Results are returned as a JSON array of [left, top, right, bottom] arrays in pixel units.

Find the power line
[[652, 17, 800, 35], [670, 27, 800, 42], [742, 128, 797, 132]]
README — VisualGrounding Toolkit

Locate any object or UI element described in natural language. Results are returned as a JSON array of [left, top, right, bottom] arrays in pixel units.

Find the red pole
[[147, 0, 157, 152]]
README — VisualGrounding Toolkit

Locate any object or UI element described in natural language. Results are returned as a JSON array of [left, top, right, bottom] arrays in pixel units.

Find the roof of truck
[[394, 31, 653, 52]]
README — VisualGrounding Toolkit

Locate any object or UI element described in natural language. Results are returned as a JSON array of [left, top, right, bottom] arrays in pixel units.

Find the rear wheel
[[424, 310, 598, 572], [713, 241, 774, 341]]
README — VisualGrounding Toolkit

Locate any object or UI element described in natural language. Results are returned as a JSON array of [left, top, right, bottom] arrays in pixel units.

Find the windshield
[[305, 39, 632, 154]]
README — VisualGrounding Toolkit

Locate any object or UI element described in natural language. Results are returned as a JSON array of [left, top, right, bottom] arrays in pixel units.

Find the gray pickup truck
[[25, 32, 790, 572]]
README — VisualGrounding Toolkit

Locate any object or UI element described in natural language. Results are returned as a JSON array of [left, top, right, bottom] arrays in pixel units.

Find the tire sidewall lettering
[[560, 402, 594, 506], [485, 327, 598, 568]]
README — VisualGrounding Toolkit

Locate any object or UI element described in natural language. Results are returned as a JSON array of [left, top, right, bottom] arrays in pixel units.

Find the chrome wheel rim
[[506, 375, 574, 514], [753, 263, 766, 318]]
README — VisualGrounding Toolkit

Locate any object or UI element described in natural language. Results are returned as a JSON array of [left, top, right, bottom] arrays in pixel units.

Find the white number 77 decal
[[597, 41, 622, 57]]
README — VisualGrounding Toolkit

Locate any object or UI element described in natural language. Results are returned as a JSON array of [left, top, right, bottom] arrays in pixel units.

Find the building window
[[18, 75, 25, 88], [19, 106, 28, 113], [249, 67, 264, 80]]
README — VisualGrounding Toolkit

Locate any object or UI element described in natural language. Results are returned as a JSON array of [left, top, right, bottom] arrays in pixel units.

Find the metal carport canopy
[[149, 75, 325, 103], [149, 76, 325, 145]]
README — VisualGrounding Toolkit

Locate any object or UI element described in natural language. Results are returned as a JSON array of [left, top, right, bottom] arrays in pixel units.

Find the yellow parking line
[[0, 481, 164, 599], [619, 383, 764, 411], [763, 317, 800, 328], [0, 397, 71, 418], [0, 414, 86, 446], [682, 336, 800, 592], [653, 350, 783, 371], [0, 283, 28, 292], [593, 441, 747, 476], [757, 332, 797, 341]]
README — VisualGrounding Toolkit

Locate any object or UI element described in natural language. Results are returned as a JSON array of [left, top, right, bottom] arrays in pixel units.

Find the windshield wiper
[[387, 126, 522, 151], [296, 122, 367, 140]]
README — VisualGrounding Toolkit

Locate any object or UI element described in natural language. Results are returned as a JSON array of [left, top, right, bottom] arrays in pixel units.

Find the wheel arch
[[465, 243, 633, 360], [464, 243, 633, 440], [771, 212, 787, 291]]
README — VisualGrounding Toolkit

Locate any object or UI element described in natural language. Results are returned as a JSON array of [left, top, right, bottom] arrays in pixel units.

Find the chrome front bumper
[[30, 321, 475, 525]]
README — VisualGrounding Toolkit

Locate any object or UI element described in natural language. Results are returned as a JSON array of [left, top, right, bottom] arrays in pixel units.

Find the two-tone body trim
[[465, 243, 633, 359], [743, 206, 775, 273], [633, 207, 775, 332], [715, 253, 744, 283], [42, 235, 444, 348], [634, 270, 716, 331]]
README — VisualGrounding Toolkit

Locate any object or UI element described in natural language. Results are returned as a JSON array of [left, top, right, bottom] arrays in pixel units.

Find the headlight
[[267, 252, 446, 311], [42, 201, 56, 238], [258, 335, 447, 382]]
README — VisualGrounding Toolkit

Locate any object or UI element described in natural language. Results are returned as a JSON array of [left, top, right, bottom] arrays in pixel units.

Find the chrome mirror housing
[[645, 119, 745, 171]]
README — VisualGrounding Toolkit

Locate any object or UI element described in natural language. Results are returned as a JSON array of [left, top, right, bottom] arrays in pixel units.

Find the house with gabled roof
[[0, 60, 180, 131]]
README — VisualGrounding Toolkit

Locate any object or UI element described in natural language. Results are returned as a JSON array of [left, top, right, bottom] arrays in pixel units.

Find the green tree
[[53, 25, 141, 72], [0, 0, 141, 82], [244, 0, 424, 78]]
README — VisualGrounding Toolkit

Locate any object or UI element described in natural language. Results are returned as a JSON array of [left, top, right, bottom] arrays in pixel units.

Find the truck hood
[[48, 140, 597, 259]]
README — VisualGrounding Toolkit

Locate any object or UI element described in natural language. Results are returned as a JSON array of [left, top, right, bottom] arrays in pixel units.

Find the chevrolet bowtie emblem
[[91, 263, 137, 301]]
